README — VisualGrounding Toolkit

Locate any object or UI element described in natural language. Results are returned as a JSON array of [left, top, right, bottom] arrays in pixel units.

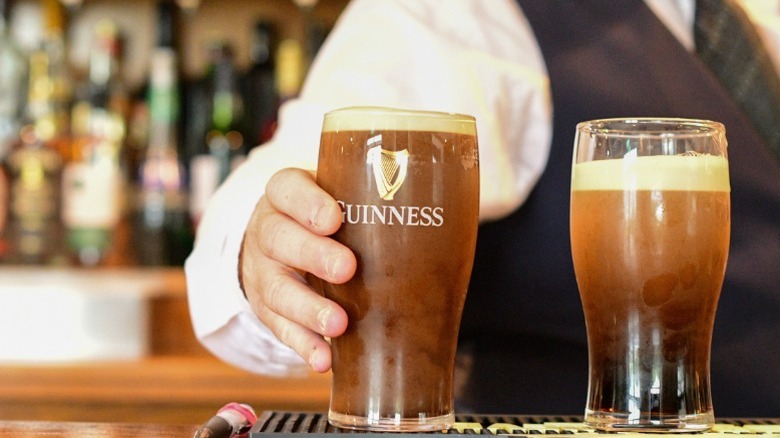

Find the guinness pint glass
[[570, 118, 730, 432], [315, 107, 479, 431]]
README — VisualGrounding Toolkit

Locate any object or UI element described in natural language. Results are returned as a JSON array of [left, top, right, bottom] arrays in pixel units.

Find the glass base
[[584, 409, 714, 433], [327, 410, 454, 432]]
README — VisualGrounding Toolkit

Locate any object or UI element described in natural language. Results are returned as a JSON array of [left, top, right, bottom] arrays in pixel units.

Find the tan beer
[[570, 119, 730, 432], [315, 107, 479, 432]]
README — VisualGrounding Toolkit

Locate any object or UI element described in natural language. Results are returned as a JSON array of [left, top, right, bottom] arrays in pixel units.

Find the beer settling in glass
[[315, 107, 480, 432], [570, 118, 730, 432]]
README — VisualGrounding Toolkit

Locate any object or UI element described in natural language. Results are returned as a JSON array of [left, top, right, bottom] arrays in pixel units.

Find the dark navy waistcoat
[[459, 0, 780, 417]]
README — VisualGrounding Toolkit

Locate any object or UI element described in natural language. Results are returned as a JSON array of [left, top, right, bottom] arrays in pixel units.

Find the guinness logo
[[367, 141, 409, 201]]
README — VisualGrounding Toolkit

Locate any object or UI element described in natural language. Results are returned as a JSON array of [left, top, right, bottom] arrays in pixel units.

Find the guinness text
[[338, 201, 444, 227]]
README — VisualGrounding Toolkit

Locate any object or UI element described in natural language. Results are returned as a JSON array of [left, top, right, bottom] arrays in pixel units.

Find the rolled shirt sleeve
[[185, 0, 551, 376], [188, 0, 780, 376]]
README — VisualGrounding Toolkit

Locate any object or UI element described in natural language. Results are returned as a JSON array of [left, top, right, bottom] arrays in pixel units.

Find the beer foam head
[[572, 154, 730, 192], [322, 106, 476, 134]]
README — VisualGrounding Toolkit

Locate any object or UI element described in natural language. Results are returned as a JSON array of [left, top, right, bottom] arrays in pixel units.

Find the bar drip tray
[[250, 411, 780, 437]]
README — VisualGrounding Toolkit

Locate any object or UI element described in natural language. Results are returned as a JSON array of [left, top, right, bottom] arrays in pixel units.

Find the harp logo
[[367, 144, 409, 201], [335, 134, 443, 227]]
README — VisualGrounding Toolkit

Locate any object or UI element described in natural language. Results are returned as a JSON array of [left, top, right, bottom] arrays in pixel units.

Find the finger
[[243, 260, 348, 372], [253, 199, 356, 285], [241, 247, 348, 339], [259, 267, 348, 339], [265, 168, 342, 236], [257, 303, 334, 373]]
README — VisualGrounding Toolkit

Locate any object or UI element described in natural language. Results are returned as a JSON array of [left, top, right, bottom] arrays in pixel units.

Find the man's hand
[[240, 168, 355, 373]]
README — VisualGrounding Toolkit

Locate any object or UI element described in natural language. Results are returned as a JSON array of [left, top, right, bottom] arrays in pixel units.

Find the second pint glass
[[315, 107, 480, 432], [570, 118, 730, 432]]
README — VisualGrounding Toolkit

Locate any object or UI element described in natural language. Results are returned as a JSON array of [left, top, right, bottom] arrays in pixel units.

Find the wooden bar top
[[0, 356, 331, 425], [0, 267, 331, 425], [0, 420, 199, 437]]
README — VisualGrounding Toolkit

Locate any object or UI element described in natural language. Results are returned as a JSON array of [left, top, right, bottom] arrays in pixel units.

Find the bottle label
[[62, 161, 122, 228]]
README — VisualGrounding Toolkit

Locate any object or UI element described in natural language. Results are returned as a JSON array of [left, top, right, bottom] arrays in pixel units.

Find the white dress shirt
[[185, 0, 780, 377]]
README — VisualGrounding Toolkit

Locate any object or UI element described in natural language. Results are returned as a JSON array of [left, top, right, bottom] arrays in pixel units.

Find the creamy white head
[[322, 106, 476, 134], [572, 155, 730, 192]]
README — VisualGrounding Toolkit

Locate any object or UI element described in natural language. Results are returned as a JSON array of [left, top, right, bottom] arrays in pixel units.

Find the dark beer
[[570, 153, 730, 431], [316, 107, 479, 431]]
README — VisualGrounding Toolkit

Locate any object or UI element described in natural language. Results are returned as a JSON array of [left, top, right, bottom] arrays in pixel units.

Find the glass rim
[[322, 106, 476, 134], [324, 106, 476, 123], [576, 117, 725, 138]]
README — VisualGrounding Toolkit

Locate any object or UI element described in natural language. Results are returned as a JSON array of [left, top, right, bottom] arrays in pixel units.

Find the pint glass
[[315, 107, 480, 431], [570, 118, 730, 432]]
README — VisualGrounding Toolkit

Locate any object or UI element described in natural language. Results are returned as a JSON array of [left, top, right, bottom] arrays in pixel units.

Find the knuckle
[[273, 318, 296, 349], [253, 302, 274, 328], [253, 283, 300, 353], [256, 213, 288, 260], [299, 237, 335, 281], [260, 272, 289, 315], [266, 168, 299, 203]]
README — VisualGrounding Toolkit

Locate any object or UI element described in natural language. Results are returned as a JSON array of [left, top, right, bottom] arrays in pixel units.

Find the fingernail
[[309, 347, 325, 372], [312, 201, 338, 231], [325, 251, 343, 281], [308, 349, 318, 370], [317, 306, 332, 334]]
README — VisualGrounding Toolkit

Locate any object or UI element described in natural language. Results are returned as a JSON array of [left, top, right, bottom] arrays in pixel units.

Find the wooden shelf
[[0, 356, 331, 424], [0, 266, 331, 424]]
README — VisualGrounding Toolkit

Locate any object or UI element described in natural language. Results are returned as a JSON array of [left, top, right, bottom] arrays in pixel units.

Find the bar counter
[[0, 420, 198, 437], [0, 267, 331, 424]]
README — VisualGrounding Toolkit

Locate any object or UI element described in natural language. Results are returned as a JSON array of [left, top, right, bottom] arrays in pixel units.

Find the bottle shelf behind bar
[[0, 0, 348, 267]]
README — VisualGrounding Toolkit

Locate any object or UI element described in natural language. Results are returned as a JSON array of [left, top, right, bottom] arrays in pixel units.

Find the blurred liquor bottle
[[186, 40, 245, 227], [207, 41, 245, 180], [275, 38, 304, 106], [38, 0, 71, 160], [0, 0, 26, 259], [0, 0, 26, 161], [4, 124, 62, 265], [297, 0, 328, 80], [4, 0, 72, 265], [240, 20, 278, 148], [61, 19, 127, 266], [133, 0, 192, 266]]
